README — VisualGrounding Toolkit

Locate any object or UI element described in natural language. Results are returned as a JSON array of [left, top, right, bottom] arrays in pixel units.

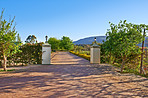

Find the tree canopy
[[47, 36, 74, 51], [25, 35, 37, 44], [0, 9, 20, 71], [48, 37, 60, 50], [104, 20, 148, 72], [60, 36, 74, 50]]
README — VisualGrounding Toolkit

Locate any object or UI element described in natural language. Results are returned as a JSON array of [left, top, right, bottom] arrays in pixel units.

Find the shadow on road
[[0, 52, 148, 97]]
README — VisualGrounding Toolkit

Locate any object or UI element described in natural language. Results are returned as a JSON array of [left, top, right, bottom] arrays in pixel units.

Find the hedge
[[0, 42, 43, 67], [70, 51, 90, 61]]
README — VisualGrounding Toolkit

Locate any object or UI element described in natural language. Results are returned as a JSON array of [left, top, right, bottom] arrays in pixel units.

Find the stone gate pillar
[[42, 36, 51, 64], [90, 38, 100, 64]]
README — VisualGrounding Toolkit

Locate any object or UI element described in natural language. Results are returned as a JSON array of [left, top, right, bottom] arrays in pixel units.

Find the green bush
[[70, 51, 90, 61], [0, 42, 43, 67]]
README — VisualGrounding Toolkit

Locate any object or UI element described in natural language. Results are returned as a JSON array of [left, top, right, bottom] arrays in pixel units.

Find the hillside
[[73, 36, 148, 47], [73, 36, 106, 45]]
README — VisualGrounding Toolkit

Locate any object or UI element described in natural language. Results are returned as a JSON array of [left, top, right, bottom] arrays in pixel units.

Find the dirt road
[[0, 52, 148, 98]]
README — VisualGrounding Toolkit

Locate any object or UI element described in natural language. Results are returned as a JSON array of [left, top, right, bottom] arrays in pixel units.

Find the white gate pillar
[[42, 36, 51, 64], [90, 38, 100, 64]]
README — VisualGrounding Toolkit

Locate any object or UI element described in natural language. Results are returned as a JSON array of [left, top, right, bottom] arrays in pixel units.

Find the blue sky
[[0, 0, 148, 42]]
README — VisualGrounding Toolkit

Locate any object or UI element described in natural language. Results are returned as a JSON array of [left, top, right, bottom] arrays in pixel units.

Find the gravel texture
[[0, 52, 148, 98]]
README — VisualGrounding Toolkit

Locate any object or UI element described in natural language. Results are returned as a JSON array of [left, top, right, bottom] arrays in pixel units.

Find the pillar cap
[[42, 43, 51, 47], [91, 43, 100, 48]]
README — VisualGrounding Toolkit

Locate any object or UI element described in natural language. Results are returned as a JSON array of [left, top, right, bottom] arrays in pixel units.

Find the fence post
[[90, 38, 100, 64], [42, 36, 51, 64]]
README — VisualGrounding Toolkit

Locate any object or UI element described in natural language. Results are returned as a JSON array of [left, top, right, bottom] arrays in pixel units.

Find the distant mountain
[[73, 36, 106, 45], [73, 36, 148, 47]]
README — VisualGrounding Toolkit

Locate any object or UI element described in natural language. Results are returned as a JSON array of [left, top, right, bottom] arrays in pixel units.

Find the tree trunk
[[109, 52, 111, 64], [2, 54, 7, 71], [112, 58, 115, 64], [121, 56, 125, 72], [140, 29, 146, 75]]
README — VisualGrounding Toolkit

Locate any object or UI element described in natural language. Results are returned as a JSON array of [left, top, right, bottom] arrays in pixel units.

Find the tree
[[0, 9, 19, 71], [140, 26, 148, 74], [60, 36, 74, 50], [48, 37, 60, 50], [101, 40, 115, 64], [14, 33, 22, 46], [75, 45, 84, 52], [106, 20, 144, 72], [25, 35, 37, 44], [16, 33, 21, 42]]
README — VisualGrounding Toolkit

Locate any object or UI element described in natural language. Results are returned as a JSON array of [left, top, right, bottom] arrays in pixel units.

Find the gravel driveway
[[0, 52, 148, 98]]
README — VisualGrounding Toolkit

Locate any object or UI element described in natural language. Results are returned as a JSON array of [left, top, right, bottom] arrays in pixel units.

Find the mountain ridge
[[73, 36, 148, 47], [73, 36, 106, 45]]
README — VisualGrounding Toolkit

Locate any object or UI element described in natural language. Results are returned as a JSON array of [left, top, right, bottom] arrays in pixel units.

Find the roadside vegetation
[[0, 8, 148, 78], [48, 36, 74, 51], [70, 51, 90, 61], [102, 20, 148, 76], [0, 9, 74, 71], [0, 9, 22, 71], [70, 20, 148, 77]]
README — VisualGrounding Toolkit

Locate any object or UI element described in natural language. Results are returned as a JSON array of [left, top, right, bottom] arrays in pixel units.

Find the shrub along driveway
[[0, 52, 148, 98]]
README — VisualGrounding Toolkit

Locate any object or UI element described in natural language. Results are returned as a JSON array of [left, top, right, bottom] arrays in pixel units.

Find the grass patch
[[0, 69, 15, 72], [122, 69, 148, 78], [113, 63, 148, 78]]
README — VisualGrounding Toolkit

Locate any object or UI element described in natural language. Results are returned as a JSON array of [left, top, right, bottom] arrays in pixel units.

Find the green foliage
[[0, 69, 15, 72], [16, 34, 21, 42], [70, 44, 90, 60], [47, 36, 74, 51], [0, 9, 17, 56], [60, 36, 74, 50], [48, 37, 60, 50], [70, 51, 90, 61], [25, 35, 37, 44], [5, 43, 43, 66], [0, 9, 20, 71], [19, 43, 43, 64], [103, 20, 148, 72], [73, 45, 84, 52]]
